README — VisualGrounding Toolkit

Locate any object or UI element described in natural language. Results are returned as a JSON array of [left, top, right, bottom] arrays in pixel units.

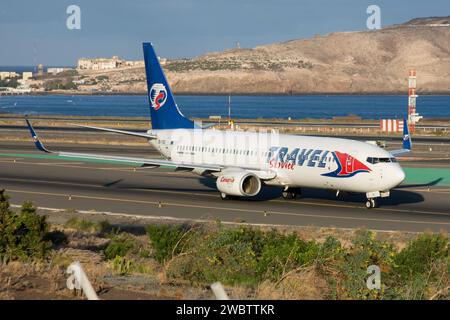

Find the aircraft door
[[345, 155, 354, 173]]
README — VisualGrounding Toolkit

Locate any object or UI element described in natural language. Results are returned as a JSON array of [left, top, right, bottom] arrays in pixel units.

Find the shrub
[[334, 230, 395, 300], [44, 79, 78, 91], [143, 222, 449, 297], [45, 230, 69, 247], [166, 226, 320, 286], [390, 234, 449, 299], [0, 191, 51, 262], [103, 233, 136, 260], [96, 75, 109, 81], [189, 227, 260, 285], [64, 217, 110, 234], [146, 224, 188, 263], [111, 256, 133, 275], [256, 230, 320, 281], [394, 233, 448, 278]]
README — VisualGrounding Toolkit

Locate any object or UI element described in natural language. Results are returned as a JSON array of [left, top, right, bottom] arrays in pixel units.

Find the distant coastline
[[1, 94, 449, 120], [0, 65, 75, 73], [7, 91, 450, 96]]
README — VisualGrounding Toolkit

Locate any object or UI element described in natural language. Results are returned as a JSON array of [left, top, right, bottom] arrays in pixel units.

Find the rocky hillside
[[61, 16, 450, 94]]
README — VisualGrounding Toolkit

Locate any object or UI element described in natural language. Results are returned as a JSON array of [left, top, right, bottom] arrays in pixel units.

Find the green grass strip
[[403, 167, 450, 187]]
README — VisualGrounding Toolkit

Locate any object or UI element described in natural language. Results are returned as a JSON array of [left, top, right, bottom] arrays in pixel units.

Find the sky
[[0, 0, 449, 66]]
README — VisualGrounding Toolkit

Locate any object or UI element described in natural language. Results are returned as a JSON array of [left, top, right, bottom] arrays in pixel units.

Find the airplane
[[26, 42, 412, 209]]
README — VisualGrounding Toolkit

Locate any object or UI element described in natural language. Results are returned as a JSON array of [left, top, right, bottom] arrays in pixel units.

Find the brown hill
[[70, 17, 450, 95], [165, 16, 450, 94]]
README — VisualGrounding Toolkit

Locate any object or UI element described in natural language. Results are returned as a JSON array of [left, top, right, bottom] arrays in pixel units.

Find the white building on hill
[[77, 56, 122, 70], [77, 56, 152, 70], [0, 71, 19, 80]]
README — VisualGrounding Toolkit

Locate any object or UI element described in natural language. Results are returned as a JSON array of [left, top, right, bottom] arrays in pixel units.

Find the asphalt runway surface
[[2, 124, 450, 144], [1, 142, 450, 233]]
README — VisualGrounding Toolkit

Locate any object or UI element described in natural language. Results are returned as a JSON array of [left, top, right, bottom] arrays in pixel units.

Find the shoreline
[[3, 91, 450, 97], [1, 113, 450, 123]]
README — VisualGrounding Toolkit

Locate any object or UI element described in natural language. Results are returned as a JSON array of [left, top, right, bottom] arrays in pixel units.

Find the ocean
[[0, 94, 449, 120], [0, 66, 75, 74]]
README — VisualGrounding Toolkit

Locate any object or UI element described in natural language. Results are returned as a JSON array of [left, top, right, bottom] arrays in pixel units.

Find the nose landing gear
[[365, 191, 389, 209], [365, 198, 378, 209]]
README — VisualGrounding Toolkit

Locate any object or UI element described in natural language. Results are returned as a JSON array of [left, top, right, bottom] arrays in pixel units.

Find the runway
[[1, 143, 450, 233]]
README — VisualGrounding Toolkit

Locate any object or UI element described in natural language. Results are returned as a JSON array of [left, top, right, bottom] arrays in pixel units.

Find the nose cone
[[382, 166, 406, 190], [392, 167, 406, 187]]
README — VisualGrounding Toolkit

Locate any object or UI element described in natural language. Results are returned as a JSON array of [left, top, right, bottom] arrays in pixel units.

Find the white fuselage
[[149, 129, 405, 194]]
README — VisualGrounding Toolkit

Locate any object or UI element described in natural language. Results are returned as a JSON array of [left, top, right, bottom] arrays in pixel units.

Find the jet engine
[[216, 171, 261, 197]]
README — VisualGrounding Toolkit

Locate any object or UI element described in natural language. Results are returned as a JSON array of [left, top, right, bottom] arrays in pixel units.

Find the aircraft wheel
[[365, 199, 378, 209], [282, 191, 296, 200], [292, 188, 302, 197], [371, 198, 378, 208], [220, 192, 229, 200]]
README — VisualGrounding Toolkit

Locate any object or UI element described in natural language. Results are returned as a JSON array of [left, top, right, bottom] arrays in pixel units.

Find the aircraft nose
[[393, 167, 406, 187]]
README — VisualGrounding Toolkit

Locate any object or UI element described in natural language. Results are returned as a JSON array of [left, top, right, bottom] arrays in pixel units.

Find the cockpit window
[[366, 157, 397, 164]]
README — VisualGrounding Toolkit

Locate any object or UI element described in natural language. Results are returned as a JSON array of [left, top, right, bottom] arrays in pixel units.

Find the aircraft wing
[[26, 119, 220, 171], [25, 119, 276, 179], [55, 151, 222, 171], [389, 118, 412, 157]]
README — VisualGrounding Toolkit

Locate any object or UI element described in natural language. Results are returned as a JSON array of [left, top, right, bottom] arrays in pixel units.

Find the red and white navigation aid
[[407, 69, 422, 133]]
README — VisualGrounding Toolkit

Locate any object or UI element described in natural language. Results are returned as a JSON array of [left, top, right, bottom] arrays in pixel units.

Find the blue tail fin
[[143, 43, 194, 130], [402, 118, 412, 150]]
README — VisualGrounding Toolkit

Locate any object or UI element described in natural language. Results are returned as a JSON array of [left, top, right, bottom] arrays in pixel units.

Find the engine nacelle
[[216, 171, 261, 197]]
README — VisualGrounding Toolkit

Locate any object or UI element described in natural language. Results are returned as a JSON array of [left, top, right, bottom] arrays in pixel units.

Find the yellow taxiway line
[[2, 175, 450, 217], [6, 188, 450, 227]]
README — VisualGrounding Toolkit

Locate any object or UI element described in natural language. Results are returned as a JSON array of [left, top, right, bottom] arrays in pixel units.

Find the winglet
[[402, 118, 412, 151], [25, 119, 51, 153]]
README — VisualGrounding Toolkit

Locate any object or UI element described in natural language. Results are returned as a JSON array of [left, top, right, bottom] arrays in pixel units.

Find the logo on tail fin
[[149, 83, 167, 110]]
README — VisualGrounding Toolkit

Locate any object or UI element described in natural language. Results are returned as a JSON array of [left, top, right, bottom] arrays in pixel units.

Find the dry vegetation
[[1, 191, 449, 300]]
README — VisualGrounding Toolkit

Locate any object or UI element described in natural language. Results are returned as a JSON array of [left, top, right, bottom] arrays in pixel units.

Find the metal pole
[[211, 282, 229, 300], [66, 261, 99, 300]]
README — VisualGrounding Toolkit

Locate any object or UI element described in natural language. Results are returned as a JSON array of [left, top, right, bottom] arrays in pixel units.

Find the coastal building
[[47, 67, 73, 75], [22, 72, 33, 81], [77, 56, 151, 70], [0, 71, 19, 80], [77, 56, 123, 70], [124, 60, 145, 67], [72, 79, 85, 85], [37, 64, 44, 76]]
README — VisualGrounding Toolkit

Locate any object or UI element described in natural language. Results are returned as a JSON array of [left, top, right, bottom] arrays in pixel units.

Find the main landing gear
[[282, 187, 302, 200], [220, 192, 229, 200]]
